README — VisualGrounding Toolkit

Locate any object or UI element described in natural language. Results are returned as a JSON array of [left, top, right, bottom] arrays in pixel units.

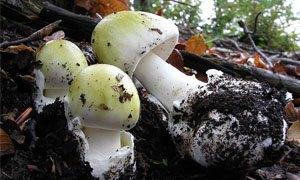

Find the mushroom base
[[169, 70, 288, 169], [82, 128, 135, 179], [83, 127, 121, 160]]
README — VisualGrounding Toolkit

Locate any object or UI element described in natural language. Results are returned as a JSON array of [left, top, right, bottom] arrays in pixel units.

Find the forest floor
[[1, 11, 300, 180]]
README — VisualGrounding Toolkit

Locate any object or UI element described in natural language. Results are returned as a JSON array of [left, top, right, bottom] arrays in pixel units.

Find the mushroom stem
[[44, 89, 67, 99], [135, 52, 205, 112], [83, 127, 121, 160]]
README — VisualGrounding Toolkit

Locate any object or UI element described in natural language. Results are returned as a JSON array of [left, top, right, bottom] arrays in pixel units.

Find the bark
[[181, 51, 300, 96]]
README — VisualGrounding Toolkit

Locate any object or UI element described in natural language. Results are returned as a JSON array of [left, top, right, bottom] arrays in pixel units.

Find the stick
[[39, 2, 99, 39], [252, 12, 262, 35], [238, 21, 273, 68], [273, 58, 300, 66], [0, 20, 62, 48], [181, 51, 300, 96]]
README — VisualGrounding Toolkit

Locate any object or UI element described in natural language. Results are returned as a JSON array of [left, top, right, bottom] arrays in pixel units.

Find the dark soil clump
[[1, 100, 95, 179]]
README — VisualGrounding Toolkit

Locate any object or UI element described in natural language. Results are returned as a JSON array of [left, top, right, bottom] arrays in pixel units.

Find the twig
[[225, 38, 244, 52], [216, 38, 244, 52], [15, 107, 33, 126], [273, 58, 300, 66], [252, 12, 262, 35], [166, 0, 196, 7], [1, 171, 12, 179], [0, 20, 62, 48], [39, 2, 99, 39], [181, 51, 300, 96], [235, 41, 280, 55], [279, 146, 292, 163], [238, 20, 273, 68]]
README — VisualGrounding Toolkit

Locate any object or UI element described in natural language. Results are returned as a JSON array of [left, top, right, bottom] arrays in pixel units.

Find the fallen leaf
[[75, 0, 95, 11], [232, 52, 248, 64], [287, 121, 300, 145], [3, 44, 34, 54], [209, 47, 226, 59], [167, 49, 185, 72], [285, 102, 300, 122], [185, 34, 209, 56], [175, 43, 186, 50], [293, 98, 300, 106], [254, 53, 268, 69], [155, 7, 163, 16], [273, 62, 287, 74], [43, 31, 65, 42], [0, 128, 15, 155], [76, 0, 130, 17]]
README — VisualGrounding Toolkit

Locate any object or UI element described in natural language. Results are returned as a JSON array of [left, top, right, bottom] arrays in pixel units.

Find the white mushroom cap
[[65, 64, 140, 130], [91, 11, 179, 77], [36, 39, 88, 89]]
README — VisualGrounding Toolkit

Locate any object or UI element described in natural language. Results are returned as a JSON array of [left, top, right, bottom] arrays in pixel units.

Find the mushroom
[[91, 11, 288, 168], [91, 11, 202, 112], [34, 40, 88, 112], [64, 64, 140, 178]]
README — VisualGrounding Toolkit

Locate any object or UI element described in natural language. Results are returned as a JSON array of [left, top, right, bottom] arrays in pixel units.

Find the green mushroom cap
[[91, 11, 179, 77], [65, 64, 140, 130], [36, 39, 88, 89]]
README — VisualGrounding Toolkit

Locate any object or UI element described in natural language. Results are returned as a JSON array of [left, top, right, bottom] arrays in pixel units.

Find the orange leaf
[[287, 121, 300, 145], [254, 53, 268, 69], [92, 0, 130, 17], [76, 0, 130, 17], [273, 62, 287, 74], [185, 34, 209, 56]]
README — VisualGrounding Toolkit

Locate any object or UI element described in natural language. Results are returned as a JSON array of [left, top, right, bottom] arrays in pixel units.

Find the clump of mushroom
[[34, 39, 88, 112], [91, 11, 288, 168], [64, 64, 140, 178]]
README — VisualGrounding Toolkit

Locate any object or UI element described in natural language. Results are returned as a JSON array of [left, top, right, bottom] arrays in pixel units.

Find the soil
[[1, 18, 299, 180]]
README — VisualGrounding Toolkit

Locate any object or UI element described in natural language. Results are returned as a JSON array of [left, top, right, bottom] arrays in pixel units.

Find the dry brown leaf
[[273, 62, 287, 74], [75, 0, 95, 11], [167, 49, 185, 73], [293, 98, 300, 106], [254, 52, 268, 69], [185, 34, 209, 56], [287, 121, 300, 145], [3, 44, 34, 54], [175, 43, 186, 51], [208, 47, 225, 59], [76, 0, 130, 17], [232, 52, 248, 64], [0, 128, 15, 155], [43, 31, 65, 42], [285, 102, 300, 122], [155, 8, 163, 16]]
